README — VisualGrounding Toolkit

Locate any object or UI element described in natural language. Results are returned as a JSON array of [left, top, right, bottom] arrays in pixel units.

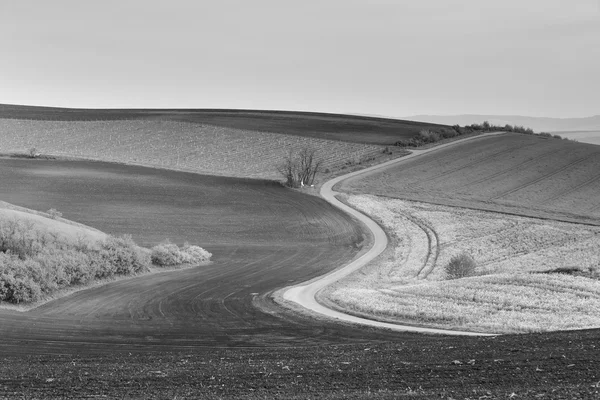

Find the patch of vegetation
[[0, 218, 150, 303], [28, 147, 39, 158], [445, 252, 477, 280], [150, 240, 212, 266], [0, 218, 212, 304], [276, 147, 323, 188], [46, 208, 62, 219], [394, 121, 569, 148]]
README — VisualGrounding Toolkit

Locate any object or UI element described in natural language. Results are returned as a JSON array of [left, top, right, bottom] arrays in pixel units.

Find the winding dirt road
[[283, 133, 504, 336], [0, 158, 409, 356]]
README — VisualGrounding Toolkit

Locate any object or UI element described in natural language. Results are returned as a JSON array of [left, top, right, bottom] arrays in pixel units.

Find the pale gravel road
[[283, 132, 505, 336]]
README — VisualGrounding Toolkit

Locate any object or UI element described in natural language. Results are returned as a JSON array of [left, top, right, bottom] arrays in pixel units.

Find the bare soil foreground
[[338, 133, 600, 225], [1, 158, 600, 398]]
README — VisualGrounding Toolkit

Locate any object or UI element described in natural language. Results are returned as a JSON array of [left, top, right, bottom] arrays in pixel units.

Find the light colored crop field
[[0, 119, 387, 179], [322, 194, 600, 333]]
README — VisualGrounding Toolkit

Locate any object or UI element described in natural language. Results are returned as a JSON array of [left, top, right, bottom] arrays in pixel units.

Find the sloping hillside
[[406, 114, 600, 132], [0, 104, 448, 145], [338, 133, 600, 225], [0, 202, 106, 244], [0, 119, 391, 180]]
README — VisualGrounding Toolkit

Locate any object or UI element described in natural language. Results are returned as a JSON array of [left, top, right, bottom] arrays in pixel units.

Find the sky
[[1, 0, 599, 118]]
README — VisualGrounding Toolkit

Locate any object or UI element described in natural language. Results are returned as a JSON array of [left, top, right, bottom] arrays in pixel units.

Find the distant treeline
[[395, 121, 570, 147]]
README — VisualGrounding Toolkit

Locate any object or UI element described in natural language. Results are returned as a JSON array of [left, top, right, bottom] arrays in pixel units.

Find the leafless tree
[[276, 147, 323, 188]]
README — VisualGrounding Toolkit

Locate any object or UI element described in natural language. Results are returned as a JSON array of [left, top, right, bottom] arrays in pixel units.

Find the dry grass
[[322, 195, 600, 333], [0, 119, 387, 179]]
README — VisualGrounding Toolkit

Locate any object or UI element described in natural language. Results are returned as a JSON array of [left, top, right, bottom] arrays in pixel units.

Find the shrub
[[0, 219, 49, 259], [0, 270, 42, 303], [445, 252, 477, 279], [418, 129, 440, 143], [181, 243, 212, 263], [150, 241, 183, 266], [151, 240, 212, 266], [99, 235, 150, 275], [0, 215, 208, 304], [47, 208, 62, 219]]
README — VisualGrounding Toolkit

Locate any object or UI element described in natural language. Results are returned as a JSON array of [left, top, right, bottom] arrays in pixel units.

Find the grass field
[[0, 104, 448, 145], [322, 195, 600, 333], [338, 133, 600, 224]]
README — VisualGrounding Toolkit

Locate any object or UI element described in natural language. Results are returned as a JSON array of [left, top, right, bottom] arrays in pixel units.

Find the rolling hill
[[0, 104, 451, 180], [0, 104, 448, 145], [405, 113, 600, 132], [338, 133, 600, 225]]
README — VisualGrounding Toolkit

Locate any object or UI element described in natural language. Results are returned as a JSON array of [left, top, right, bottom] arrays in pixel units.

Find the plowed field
[[0, 119, 389, 179], [0, 104, 447, 145], [2, 133, 600, 398], [0, 158, 392, 351], [338, 133, 600, 224]]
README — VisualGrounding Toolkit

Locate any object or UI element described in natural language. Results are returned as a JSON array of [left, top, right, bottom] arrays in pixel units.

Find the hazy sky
[[1, 0, 599, 117]]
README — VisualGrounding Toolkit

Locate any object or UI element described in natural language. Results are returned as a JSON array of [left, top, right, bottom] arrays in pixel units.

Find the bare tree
[[277, 150, 298, 187], [276, 147, 323, 188]]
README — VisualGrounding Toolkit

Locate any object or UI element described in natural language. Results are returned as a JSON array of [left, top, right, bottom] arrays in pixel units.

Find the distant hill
[[405, 114, 600, 133], [0, 104, 448, 146]]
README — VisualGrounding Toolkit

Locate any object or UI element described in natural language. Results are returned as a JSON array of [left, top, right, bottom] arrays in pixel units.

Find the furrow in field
[[0, 119, 386, 180], [461, 147, 564, 189], [540, 173, 600, 205], [489, 151, 600, 201], [401, 141, 538, 191], [0, 158, 395, 353], [338, 134, 600, 224]]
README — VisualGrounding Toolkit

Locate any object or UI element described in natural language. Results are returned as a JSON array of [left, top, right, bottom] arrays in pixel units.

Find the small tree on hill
[[277, 147, 323, 188]]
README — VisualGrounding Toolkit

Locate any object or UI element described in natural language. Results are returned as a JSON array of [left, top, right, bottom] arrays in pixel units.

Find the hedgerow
[[394, 121, 565, 148], [0, 218, 210, 304]]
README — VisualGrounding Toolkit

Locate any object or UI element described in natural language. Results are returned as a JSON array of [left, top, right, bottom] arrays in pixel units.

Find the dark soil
[[1, 330, 599, 399], [0, 103, 448, 145], [337, 133, 600, 225], [1, 158, 599, 399]]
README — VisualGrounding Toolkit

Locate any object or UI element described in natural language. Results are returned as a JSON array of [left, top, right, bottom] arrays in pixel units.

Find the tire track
[[399, 212, 440, 280], [401, 141, 537, 191], [540, 172, 600, 205], [489, 151, 600, 201], [462, 147, 563, 189], [283, 132, 504, 336]]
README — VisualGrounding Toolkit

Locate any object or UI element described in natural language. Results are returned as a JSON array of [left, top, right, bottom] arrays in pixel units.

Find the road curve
[[283, 132, 505, 336]]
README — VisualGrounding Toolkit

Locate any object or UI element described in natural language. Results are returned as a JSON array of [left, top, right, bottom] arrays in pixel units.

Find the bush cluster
[[150, 240, 212, 266], [445, 252, 477, 280], [395, 121, 569, 148], [396, 128, 461, 147], [0, 218, 150, 304]]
